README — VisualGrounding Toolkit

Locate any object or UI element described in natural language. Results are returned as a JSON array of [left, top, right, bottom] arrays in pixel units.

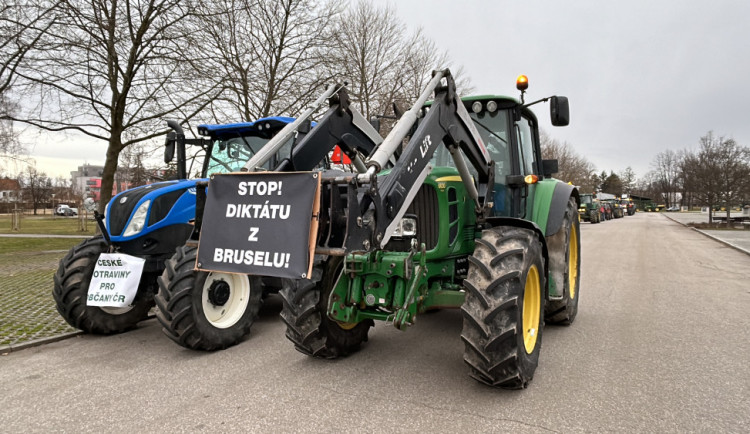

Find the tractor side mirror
[[164, 132, 176, 163], [542, 159, 559, 177], [550, 96, 569, 126]]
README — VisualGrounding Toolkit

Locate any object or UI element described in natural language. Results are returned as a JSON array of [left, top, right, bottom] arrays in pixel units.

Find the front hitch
[[93, 211, 113, 251]]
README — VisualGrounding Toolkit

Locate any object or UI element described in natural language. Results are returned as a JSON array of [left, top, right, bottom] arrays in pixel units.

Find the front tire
[[155, 244, 262, 351], [280, 256, 372, 358], [545, 197, 581, 325], [52, 237, 153, 334], [461, 227, 545, 389]]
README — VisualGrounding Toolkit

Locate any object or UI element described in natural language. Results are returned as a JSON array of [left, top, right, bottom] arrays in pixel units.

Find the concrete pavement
[[660, 212, 750, 255]]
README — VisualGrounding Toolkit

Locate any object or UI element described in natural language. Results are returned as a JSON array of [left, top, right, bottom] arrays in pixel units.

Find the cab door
[[514, 113, 540, 219]]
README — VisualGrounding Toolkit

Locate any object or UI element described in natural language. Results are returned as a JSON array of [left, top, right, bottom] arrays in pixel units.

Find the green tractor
[[199, 70, 580, 389], [579, 193, 601, 223]]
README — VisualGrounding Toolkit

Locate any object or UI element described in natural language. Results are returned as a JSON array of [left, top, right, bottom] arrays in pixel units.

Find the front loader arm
[[277, 86, 383, 173], [244, 84, 382, 174], [327, 69, 495, 252]]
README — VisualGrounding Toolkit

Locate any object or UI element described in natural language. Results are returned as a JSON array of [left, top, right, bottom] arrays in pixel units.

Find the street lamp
[[51, 193, 56, 219]]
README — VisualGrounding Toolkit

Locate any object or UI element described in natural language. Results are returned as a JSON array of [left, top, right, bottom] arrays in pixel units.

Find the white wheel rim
[[201, 272, 250, 329], [100, 306, 134, 315]]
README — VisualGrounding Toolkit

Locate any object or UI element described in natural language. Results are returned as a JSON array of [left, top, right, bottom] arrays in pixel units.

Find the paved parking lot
[[0, 248, 79, 351]]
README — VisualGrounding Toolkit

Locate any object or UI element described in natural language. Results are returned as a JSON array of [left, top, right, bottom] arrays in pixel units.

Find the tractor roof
[[425, 94, 520, 107], [460, 94, 520, 104], [197, 116, 295, 138]]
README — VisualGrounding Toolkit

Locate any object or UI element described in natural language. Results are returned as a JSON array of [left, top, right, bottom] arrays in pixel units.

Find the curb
[[0, 330, 84, 355], [663, 214, 750, 257], [691, 229, 750, 257], [0, 313, 158, 355]]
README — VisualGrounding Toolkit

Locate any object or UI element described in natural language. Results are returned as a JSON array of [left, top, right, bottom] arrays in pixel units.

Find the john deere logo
[[119, 197, 128, 204]]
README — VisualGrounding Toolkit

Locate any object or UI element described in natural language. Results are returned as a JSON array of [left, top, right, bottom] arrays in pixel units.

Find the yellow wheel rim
[[568, 223, 579, 300], [336, 321, 358, 330], [522, 264, 541, 354]]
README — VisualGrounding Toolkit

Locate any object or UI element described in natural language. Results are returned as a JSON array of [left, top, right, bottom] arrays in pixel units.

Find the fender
[[484, 216, 551, 300], [532, 180, 579, 237]]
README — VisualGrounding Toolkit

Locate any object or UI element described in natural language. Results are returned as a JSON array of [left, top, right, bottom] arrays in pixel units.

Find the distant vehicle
[[578, 193, 601, 223], [620, 199, 635, 216], [609, 201, 624, 218], [55, 204, 78, 216], [666, 206, 680, 212]]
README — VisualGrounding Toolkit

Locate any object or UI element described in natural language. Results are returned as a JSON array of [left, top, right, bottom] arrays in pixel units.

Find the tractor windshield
[[429, 109, 512, 184], [205, 134, 294, 176], [469, 110, 511, 185], [429, 107, 513, 215], [581, 195, 593, 204]]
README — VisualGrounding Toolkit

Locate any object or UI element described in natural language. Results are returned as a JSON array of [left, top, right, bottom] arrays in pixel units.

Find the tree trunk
[[98, 137, 122, 213]]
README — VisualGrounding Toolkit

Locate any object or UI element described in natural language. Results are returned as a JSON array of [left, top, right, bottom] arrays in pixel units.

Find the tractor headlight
[[471, 101, 483, 114], [392, 216, 417, 238], [123, 200, 150, 237]]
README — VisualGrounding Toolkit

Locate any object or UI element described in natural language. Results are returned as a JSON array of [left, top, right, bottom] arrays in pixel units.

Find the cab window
[[515, 116, 536, 175]]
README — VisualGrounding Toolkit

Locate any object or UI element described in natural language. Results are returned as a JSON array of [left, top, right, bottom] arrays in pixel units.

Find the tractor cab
[[198, 117, 297, 176], [428, 76, 568, 220]]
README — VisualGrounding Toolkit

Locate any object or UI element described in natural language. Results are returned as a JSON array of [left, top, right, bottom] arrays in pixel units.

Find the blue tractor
[[52, 116, 299, 335]]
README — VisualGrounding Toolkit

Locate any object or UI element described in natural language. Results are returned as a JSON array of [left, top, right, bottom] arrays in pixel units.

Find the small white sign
[[87, 253, 145, 307]]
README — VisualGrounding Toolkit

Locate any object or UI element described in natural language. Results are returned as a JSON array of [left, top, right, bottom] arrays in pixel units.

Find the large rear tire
[[280, 256, 372, 358], [461, 227, 545, 389], [52, 237, 153, 334], [155, 244, 262, 351], [545, 197, 581, 325]]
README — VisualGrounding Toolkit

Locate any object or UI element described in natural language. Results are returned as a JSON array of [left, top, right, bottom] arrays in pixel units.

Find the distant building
[[70, 163, 165, 203], [0, 177, 22, 203], [0, 177, 22, 213], [70, 164, 105, 199]]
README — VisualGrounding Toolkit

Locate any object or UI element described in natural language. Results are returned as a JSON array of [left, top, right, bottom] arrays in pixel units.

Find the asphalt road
[[1, 213, 749, 433]]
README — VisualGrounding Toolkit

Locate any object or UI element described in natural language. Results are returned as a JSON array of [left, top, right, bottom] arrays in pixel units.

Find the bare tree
[[327, 0, 472, 136], [198, 0, 343, 123], [1, 0, 60, 162], [21, 164, 52, 214], [685, 132, 750, 223], [674, 148, 695, 209], [376, 29, 472, 133], [328, 0, 409, 121], [619, 166, 637, 195], [540, 131, 597, 191], [0, 0, 60, 96], [632, 171, 659, 203], [650, 149, 682, 207], [10, 0, 223, 211], [117, 141, 157, 191], [0, 91, 23, 159]]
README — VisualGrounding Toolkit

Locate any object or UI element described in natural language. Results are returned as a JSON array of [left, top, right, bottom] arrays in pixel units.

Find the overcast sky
[[21, 0, 750, 180], [379, 0, 750, 177]]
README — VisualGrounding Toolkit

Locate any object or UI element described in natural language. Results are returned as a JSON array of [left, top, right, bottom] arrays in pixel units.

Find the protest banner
[[196, 172, 321, 278]]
